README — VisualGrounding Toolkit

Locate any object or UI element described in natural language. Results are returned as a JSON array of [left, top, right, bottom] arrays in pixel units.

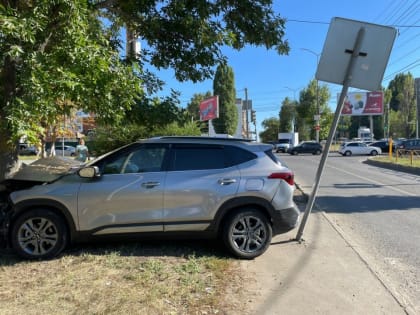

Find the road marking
[[326, 163, 417, 197]]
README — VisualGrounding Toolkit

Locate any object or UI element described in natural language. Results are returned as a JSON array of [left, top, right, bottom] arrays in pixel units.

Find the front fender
[[11, 199, 77, 242]]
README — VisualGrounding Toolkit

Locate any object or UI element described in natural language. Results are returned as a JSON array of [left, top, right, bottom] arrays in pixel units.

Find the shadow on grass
[[0, 238, 231, 266]]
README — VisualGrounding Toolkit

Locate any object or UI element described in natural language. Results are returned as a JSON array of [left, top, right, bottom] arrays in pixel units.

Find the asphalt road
[[278, 152, 420, 314]]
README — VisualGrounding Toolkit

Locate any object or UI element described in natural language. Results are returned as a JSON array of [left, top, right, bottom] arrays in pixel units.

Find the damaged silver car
[[0, 137, 300, 260]]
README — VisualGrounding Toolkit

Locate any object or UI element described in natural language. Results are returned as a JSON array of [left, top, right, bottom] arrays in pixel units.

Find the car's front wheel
[[344, 150, 352, 156], [370, 150, 378, 156], [222, 208, 272, 259], [11, 209, 68, 260]]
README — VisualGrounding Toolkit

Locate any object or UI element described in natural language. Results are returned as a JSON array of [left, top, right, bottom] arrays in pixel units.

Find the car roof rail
[[156, 136, 254, 142]]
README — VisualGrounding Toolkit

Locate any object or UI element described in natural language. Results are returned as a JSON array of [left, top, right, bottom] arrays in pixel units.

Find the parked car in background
[[287, 141, 323, 155], [369, 140, 395, 153], [339, 141, 382, 156], [47, 145, 76, 157], [275, 139, 291, 153], [0, 137, 300, 260], [398, 138, 420, 152], [18, 143, 38, 156]]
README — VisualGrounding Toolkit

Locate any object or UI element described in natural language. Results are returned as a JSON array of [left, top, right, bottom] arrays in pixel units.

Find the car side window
[[101, 144, 167, 174], [171, 144, 226, 171], [224, 145, 257, 166], [123, 147, 166, 173]]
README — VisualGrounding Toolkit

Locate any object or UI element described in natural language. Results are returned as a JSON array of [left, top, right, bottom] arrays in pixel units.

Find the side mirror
[[78, 166, 100, 178]]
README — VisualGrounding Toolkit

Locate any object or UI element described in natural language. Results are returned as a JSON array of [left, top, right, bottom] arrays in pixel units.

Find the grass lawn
[[372, 154, 420, 168], [0, 241, 245, 314]]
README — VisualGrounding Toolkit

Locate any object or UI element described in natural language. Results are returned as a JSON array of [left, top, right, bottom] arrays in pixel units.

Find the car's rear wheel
[[11, 209, 68, 260], [344, 150, 352, 156], [222, 208, 272, 259], [370, 150, 378, 156], [314, 149, 321, 155], [291, 150, 298, 155]]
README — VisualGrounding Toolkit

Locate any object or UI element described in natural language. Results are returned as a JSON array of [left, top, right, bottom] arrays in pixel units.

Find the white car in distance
[[339, 141, 382, 156], [48, 145, 76, 157]]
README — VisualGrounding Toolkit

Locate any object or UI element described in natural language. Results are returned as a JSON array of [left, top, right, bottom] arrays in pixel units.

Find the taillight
[[268, 171, 294, 186]]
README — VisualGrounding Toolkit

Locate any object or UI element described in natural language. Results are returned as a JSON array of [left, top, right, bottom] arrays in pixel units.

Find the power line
[[389, 1, 419, 25], [373, 0, 396, 23], [388, 44, 420, 67], [286, 18, 420, 28], [384, 58, 420, 80]]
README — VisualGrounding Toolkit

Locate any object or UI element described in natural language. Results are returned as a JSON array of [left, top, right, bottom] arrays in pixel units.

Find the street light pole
[[301, 48, 320, 142], [284, 86, 298, 132], [284, 86, 297, 101]]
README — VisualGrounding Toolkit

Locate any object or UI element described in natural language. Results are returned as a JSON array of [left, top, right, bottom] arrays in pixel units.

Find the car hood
[[1, 157, 82, 192]]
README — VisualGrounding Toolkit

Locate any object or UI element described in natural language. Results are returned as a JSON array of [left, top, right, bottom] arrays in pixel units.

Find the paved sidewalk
[[239, 190, 408, 315]]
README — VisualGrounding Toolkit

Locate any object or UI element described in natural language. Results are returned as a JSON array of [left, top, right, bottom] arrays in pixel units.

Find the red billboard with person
[[340, 91, 383, 116], [199, 96, 219, 121]]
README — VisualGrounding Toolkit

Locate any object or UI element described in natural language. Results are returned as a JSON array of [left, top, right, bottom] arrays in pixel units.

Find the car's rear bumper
[[272, 205, 300, 234]]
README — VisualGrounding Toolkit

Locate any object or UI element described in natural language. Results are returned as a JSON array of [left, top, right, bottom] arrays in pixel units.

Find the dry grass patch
[[372, 155, 420, 168], [0, 241, 247, 315]]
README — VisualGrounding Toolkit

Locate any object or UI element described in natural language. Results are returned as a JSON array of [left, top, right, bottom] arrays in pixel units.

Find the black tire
[[222, 208, 272, 259], [11, 209, 68, 260], [370, 150, 378, 156], [314, 149, 321, 155], [291, 150, 298, 155], [344, 150, 352, 156]]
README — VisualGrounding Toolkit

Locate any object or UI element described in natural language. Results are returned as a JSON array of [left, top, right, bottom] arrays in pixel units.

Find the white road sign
[[316, 17, 397, 91]]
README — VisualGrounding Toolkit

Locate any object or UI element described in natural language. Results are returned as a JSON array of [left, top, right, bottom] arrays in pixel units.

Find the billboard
[[199, 96, 219, 121], [338, 91, 383, 116]]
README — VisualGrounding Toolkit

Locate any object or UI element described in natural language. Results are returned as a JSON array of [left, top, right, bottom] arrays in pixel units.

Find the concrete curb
[[363, 158, 420, 176]]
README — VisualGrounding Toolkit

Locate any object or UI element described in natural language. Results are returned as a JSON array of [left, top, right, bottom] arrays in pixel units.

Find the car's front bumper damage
[[0, 198, 12, 248]]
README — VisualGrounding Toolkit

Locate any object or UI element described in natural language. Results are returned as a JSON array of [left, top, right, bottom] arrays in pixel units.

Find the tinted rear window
[[172, 145, 225, 171], [170, 144, 257, 171], [265, 149, 280, 164], [224, 145, 257, 166]]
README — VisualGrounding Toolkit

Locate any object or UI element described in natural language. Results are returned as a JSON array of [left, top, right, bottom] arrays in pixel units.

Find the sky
[[145, 0, 420, 135]]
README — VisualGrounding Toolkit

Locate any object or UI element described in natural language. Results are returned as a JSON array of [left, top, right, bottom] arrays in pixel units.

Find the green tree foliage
[[1, 0, 289, 180], [126, 91, 189, 131], [259, 117, 279, 143], [387, 73, 416, 138], [92, 121, 200, 155], [212, 63, 237, 135], [278, 97, 296, 132], [96, 0, 289, 82], [0, 0, 142, 178], [296, 79, 330, 140]]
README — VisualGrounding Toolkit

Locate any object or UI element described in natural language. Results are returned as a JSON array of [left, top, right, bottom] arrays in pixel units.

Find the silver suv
[[0, 137, 299, 260]]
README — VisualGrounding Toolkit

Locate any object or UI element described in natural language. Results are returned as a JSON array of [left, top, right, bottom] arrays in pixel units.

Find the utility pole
[[245, 88, 249, 139], [301, 48, 320, 142], [285, 86, 298, 132], [415, 78, 420, 138]]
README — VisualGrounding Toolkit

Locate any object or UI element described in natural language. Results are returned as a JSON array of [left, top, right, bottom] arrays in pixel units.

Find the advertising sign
[[339, 91, 383, 116], [199, 96, 219, 121]]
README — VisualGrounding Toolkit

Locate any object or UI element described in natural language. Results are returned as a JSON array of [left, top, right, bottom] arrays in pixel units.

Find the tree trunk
[[0, 130, 21, 182], [1, 49, 20, 181]]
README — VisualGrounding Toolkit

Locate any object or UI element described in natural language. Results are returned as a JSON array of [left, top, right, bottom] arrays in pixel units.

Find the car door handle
[[141, 181, 160, 188], [218, 178, 237, 186]]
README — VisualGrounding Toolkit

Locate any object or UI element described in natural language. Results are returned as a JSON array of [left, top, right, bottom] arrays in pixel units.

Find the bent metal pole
[[296, 27, 366, 241]]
